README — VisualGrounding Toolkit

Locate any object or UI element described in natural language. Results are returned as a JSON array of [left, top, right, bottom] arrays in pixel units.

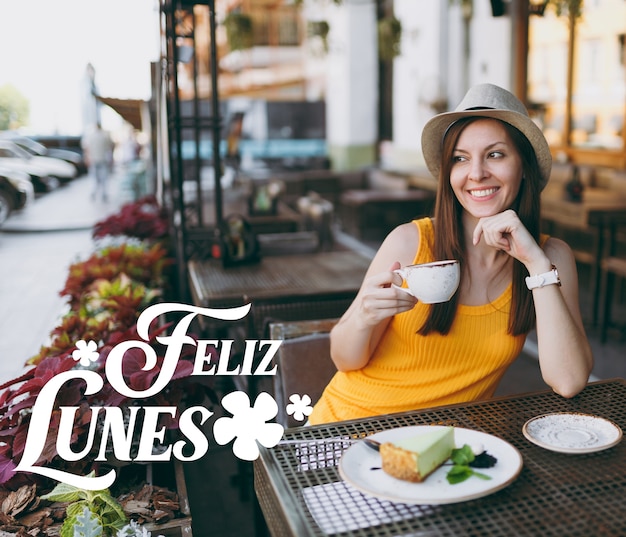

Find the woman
[[308, 83, 593, 425]]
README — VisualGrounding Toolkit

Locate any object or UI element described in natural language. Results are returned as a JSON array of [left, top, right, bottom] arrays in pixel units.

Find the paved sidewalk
[[0, 174, 127, 385], [2, 173, 126, 233]]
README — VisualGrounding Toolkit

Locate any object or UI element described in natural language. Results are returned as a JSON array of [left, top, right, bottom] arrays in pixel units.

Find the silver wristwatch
[[525, 264, 561, 290]]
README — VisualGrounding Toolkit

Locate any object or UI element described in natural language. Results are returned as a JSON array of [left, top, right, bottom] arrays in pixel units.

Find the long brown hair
[[418, 117, 542, 336]]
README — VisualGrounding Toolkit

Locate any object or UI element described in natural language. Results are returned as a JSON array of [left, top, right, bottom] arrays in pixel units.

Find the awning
[[95, 96, 146, 130]]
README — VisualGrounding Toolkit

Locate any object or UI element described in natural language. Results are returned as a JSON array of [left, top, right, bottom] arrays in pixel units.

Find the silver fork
[[277, 437, 381, 451]]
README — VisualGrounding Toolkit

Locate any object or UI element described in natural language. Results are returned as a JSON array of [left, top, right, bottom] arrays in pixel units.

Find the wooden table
[[541, 186, 626, 324], [254, 378, 626, 537], [339, 189, 435, 241], [188, 248, 370, 397], [188, 249, 371, 312]]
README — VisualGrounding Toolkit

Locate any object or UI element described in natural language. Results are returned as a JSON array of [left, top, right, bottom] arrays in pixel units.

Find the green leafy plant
[[307, 20, 330, 53], [60, 242, 172, 309], [40, 477, 165, 536], [548, 0, 583, 18], [446, 444, 496, 484], [41, 474, 128, 536], [223, 12, 254, 52], [377, 16, 402, 62]]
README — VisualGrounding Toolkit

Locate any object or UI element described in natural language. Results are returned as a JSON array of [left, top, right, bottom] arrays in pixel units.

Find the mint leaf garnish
[[450, 444, 474, 466], [446, 444, 497, 484], [446, 465, 473, 484]]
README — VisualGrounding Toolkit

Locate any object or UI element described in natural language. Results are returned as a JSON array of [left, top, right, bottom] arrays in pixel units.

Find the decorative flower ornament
[[72, 339, 99, 367], [213, 391, 284, 461], [286, 394, 313, 422]]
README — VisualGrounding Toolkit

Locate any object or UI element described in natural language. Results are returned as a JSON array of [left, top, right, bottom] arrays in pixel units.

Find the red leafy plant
[[92, 195, 169, 240], [0, 320, 213, 490], [59, 242, 173, 311], [0, 221, 216, 492]]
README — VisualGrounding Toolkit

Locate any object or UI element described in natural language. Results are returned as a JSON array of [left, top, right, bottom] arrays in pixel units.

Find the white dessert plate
[[522, 413, 622, 454], [338, 426, 523, 505]]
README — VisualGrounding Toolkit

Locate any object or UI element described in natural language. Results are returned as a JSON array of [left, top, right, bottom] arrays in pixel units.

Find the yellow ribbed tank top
[[309, 217, 527, 425]]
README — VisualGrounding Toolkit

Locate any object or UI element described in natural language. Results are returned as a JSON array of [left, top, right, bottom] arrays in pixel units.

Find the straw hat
[[421, 83, 552, 190]]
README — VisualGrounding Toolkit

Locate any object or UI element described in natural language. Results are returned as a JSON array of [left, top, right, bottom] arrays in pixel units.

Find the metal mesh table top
[[255, 379, 626, 537]]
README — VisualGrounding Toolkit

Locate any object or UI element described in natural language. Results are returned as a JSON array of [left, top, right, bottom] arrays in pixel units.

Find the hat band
[[462, 106, 495, 111], [441, 112, 495, 144]]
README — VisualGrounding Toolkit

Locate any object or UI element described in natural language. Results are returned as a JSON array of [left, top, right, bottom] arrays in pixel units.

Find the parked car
[[5, 135, 87, 176], [0, 140, 77, 192], [0, 166, 34, 225]]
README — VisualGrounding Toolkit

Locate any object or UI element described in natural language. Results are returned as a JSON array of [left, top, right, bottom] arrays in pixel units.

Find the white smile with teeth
[[469, 188, 498, 198]]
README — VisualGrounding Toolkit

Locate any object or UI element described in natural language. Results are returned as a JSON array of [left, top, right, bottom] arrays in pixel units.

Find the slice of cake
[[380, 427, 455, 482]]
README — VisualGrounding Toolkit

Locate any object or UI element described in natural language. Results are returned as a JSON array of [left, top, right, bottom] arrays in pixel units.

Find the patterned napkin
[[302, 480, 436, 535]]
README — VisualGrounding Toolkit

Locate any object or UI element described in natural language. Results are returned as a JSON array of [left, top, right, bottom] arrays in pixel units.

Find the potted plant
[[0, 198, 214, 535], [223, 11, 254, 52], [92, 196, 169, 243], [377, 15, 402, 61], [307, 20, 331, 53], [547, 0, 583, 18], [296, 0, 343, 54]]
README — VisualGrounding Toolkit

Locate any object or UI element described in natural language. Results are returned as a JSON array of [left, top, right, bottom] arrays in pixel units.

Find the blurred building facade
[[375, 0, 626, 172], [158, 0, 626, 174], [154, 0, 626, 305], [527, 0, 626, 167]]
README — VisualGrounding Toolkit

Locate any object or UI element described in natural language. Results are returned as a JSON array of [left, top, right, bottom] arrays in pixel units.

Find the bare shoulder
[[368, 221, 420, 272], [543, 236, 575, 265]]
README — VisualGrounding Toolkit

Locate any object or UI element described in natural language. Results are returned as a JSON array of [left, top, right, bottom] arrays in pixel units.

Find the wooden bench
[[338, 188, 435, 241]]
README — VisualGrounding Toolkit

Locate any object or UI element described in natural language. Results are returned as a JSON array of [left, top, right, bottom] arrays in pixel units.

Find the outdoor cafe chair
[[269, 318, 338, 428]]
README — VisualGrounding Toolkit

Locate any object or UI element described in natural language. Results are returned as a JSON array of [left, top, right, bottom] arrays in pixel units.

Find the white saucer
[[522, 413, 622, 454]]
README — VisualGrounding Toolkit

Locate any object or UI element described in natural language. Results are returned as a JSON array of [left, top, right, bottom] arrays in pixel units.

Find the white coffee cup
[[392, 260, 460, 303]]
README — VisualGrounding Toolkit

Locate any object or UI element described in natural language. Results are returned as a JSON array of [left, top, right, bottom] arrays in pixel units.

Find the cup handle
[[391, 283, 415, 297], [392, 269, 413, 296]]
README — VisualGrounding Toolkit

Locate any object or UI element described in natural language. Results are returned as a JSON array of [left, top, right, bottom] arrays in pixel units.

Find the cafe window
[[249, 5, 301, 47], [527, 0, 626, 166]]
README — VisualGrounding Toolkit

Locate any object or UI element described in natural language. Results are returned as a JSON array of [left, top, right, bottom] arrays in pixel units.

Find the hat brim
[[421, 109, 552, 190]]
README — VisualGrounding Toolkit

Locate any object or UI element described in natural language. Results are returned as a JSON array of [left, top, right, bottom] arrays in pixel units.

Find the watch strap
[[525, 264, 561, 290]]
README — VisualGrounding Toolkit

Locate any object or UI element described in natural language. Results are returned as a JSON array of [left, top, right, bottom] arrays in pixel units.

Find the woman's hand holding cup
[[392, 260, 460, 303], [355, 262, 418, 326]]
